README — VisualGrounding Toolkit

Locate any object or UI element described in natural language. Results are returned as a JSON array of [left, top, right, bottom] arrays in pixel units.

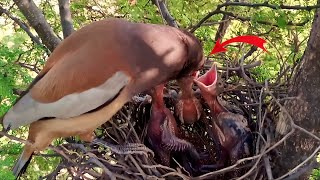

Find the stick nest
[[4, 58, 318, 180]]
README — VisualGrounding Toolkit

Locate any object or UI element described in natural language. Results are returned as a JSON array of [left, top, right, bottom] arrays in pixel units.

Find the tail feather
[[12, 150, 34, 179]]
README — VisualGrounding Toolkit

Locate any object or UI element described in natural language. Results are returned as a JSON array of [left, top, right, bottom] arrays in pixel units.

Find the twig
[[283, 161, 319, 180], [205, 61, 261, 71], [266, 89, 320, 141], [152, 0, 178, 27], [58, 0, 74, 39], [218, 1, 320, 11], [162, 171, 189, 180], [239, 55, 262, 87], [0, 131, 31, 145], [141, 164, 177, 172], [13, 0, 61, 51], [191, 1, 319, 32], [275, 145, 320, 180], [263, 155, 274, 180], [237, 135, 269, 180], [195, 129, 294, 179], [0, 6, 43, 47], [128, 155, 147, 178], [87, 153, 116, 180]]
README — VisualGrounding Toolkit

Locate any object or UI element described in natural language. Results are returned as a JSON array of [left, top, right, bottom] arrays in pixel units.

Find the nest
[[6, 58, 317, 180]]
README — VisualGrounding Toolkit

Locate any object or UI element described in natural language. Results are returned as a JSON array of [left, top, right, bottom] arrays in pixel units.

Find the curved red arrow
[[210, 35, 268, 55]]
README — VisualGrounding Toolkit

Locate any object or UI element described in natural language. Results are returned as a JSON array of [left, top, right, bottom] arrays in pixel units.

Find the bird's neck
[[179, 83, 194, 99], [207, 96, 227, 116]]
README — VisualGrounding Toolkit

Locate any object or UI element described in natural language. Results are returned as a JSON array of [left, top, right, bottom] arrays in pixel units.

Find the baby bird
[[146, 84, 200, 167], [175, 74, 203, 125], [194, 64, 253, 167]]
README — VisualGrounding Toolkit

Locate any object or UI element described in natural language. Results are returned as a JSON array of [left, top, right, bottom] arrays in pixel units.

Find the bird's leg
[[91, 138, 154, 157]]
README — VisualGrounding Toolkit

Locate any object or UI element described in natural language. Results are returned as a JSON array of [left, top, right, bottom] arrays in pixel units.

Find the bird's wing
[[161, 117, 194, 152], [3, 44, 131, 130]]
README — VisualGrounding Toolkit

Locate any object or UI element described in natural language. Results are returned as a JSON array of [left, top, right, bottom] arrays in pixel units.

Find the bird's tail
[[12, 149, 34, 179]]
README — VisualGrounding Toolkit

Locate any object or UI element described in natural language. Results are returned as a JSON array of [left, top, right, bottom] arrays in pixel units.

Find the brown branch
[[195, 129, 295, 179], [263, 155, 274, 180], [199, 19, 231, 26], [205, 60, 261, 71], [13, 0, 61, 52], [190, 10, 221, 32], [219, 1, 320, 11], [266, 88, 320, 141], [190, 1, 317, 32], [0, 6, 42, 47], [58, 0, 74, 39], [214, 0, 232, 41], [152, 0, 178, 27], [0, 131, 31, 145], [282, 160, 319, 180], [219, 10, 310, 27], [86, 153, 116, 180], [275, 145, 320, 180], [239, 55, 263, 87], [15, 61, 40, 73]]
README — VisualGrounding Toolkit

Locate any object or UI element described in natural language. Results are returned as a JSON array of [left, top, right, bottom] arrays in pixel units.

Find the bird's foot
[[91, 138, 154, 157]]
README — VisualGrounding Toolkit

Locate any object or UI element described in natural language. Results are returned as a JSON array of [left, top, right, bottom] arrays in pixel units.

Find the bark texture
[[152, 0, 178, 28], [0, 6, 42, 46], [214, 0, 231, 41], [275, 8, 320, 178], [13, 0, 61, 52], [58, 0, 74, 39]]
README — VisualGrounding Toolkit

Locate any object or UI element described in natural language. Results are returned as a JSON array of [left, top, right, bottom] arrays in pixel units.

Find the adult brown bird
[[1, 18, 205, 177], [194, 64, 252, 167]]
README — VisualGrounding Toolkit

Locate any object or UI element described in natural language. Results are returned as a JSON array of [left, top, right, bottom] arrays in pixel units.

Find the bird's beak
[[191, 71, 200, 78], [193, 64, 218, 95]]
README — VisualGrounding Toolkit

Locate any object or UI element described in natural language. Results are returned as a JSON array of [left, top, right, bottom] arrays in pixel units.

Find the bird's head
[[175, 29, 205, 80], [193, 64, 219, 103]]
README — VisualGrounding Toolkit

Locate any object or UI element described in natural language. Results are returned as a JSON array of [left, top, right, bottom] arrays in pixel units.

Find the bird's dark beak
[[193, 64, 218, 95]]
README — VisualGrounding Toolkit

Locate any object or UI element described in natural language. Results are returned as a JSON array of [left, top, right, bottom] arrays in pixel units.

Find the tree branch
[[218, 1, 320, 11], [190, 2, 318, 32], [219, 10, 310, 27], [214, 0, 232, 41], [0, 6, 43, 47], [152, 0, 178, 28], [58, 0, 74, 39], [13, 0, 61, 52]]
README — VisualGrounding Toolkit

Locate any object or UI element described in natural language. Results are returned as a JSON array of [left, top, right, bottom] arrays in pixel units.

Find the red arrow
[[210, 35, 268, 55]]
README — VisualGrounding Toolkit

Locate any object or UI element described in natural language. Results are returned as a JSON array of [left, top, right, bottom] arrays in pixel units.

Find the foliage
[[0, 0, 318, 178]]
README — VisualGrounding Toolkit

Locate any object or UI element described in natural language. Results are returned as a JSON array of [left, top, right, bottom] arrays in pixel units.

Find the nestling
[[194, 64, 253, 167]]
